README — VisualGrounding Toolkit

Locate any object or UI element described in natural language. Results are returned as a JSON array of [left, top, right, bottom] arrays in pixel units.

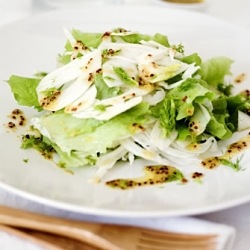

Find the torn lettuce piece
[[71, 29, 104, 48], [206, 114, 233, 139], [151, 78, 214, 136], [95, 74, 120, 99], [199, 56, 233, 88], [167, 78, 214, 120], [7, 75, 41, 109], [180, 53, 202, 66], [32, 103, 150, 168], [112, 30, 170, 47]]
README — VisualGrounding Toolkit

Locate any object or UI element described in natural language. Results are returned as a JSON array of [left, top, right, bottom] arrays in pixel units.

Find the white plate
[[1, 6, 250, 218]]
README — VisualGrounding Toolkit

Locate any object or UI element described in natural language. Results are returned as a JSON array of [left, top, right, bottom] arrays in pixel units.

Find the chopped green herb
[[220, 156, 243, 171], [94, 104, 107, 112], [34, 71, 48, 78], [113, 66, 138, 86], [41, 87, 58, 98], [172, 43, 185, 54], [21, 134, 55, 159]]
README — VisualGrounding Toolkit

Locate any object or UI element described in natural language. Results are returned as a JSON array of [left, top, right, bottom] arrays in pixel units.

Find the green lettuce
[[60, 29, 171, 64], [112, 29, 170, 47], [199, 56, 233, 87], [7, 75, 41, 109], [206, 115, 232, 139], [36, 103, 149, 167], [151, 75, 246, 140], [95, 74, 120, 99], [180, 53, 202, 66]]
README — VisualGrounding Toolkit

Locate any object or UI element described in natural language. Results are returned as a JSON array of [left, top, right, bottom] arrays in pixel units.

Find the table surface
[[1, 1, 250, 249]]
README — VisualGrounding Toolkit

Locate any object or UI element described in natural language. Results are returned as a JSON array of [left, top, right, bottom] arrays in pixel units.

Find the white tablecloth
[[1, 1, 250, 249]]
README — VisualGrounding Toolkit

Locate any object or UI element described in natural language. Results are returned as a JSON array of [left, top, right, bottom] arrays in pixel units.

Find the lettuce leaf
[[167, 78, 214, 120], [95, 74, 120, 99], [71, 29, 104, 48], [180, 53, 202, 66], [36, 103, 150, 167], [199, 56, 233, 87], [206, 115, 233, 139], [7, 75, 41, 109], [151, 78, 214, 136]]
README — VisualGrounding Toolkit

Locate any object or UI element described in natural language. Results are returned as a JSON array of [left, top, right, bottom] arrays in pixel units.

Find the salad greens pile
[[7, 28, 250, 181]]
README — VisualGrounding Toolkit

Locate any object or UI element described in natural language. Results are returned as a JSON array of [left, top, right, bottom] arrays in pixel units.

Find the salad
[[7, 28, 250, 182]]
